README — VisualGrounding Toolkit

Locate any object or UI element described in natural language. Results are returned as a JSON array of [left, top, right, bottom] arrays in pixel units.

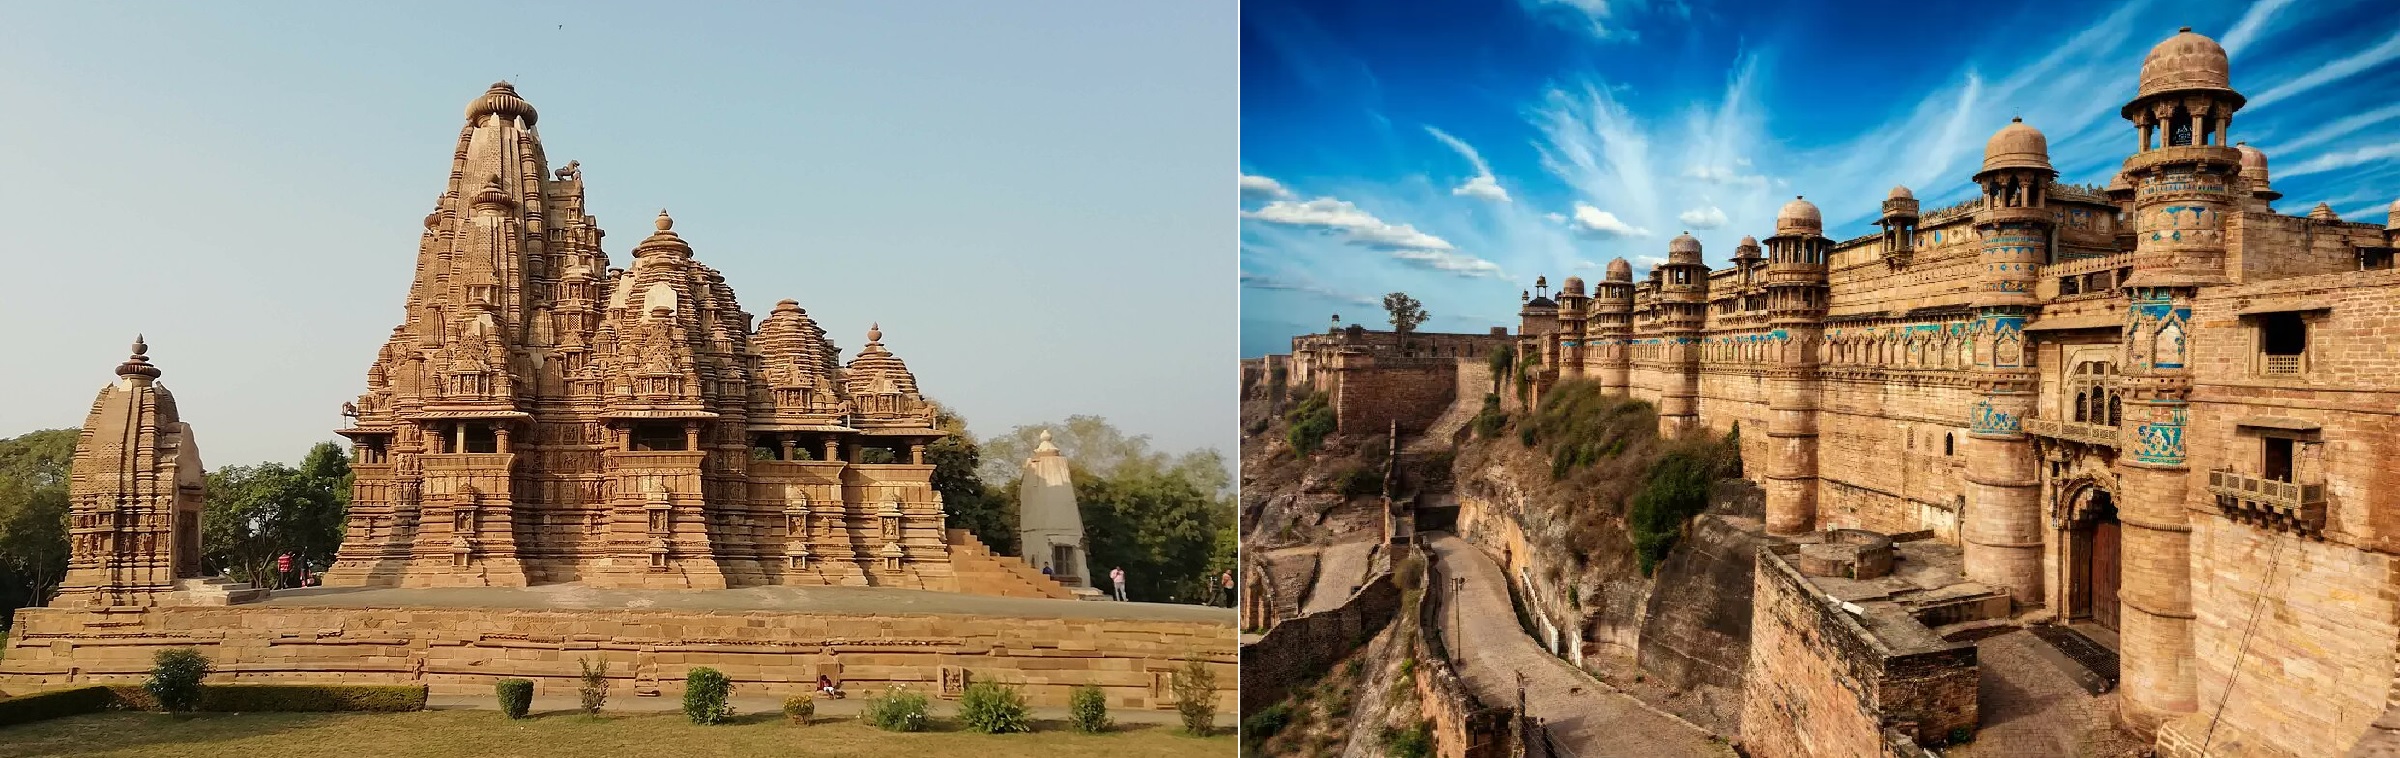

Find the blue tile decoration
[[2135, 407, 2188, 465]]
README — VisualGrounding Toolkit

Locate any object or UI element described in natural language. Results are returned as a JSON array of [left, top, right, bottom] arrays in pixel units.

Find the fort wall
[[1237, 562, 1401, 715], [1740, 549, 1978, 758]]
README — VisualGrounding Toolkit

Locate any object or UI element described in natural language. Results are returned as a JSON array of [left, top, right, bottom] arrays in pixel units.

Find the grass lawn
[[0, 710, 1235, 758]]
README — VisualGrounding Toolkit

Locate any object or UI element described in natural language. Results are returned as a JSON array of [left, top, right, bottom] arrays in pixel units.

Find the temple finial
[[867, 323, 882, 343], [656, 209, 673, 231]]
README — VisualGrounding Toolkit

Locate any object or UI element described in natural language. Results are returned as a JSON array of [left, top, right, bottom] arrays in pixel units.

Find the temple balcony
[[2206, 469, 2326, 535], [2024, 417, 2120, 449]]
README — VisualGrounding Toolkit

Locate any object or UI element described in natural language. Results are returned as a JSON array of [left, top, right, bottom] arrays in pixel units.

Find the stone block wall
[[1741, 549, 1977, 758], [1334, 357, 1461, 435], [0, 605, 1235, 712], [1637, 514, 1771, 696], [1238, 565, 1401, 715], [1417, 554, 1516, 758]]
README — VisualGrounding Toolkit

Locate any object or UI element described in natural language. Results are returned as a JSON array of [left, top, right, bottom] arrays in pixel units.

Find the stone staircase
[[1405, 386, 1484, 456], [171, 576, 268, 606], [945, 530, 1092, 600]]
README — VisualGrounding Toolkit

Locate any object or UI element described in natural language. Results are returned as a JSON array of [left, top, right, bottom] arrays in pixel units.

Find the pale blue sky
[[0, 2, 1235, 469]]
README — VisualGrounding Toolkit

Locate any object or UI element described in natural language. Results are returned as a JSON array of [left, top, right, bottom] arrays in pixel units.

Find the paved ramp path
[[1303, 540, 1379, 615], [1426, 534, 1732, 758]]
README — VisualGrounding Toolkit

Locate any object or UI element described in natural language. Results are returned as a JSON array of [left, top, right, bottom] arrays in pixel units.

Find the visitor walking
[[1110, 566, 1128, 601], [1219, 569, 1235, 607]]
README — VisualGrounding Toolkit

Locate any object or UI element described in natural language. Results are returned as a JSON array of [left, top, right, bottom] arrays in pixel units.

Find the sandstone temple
[[1502, 28, 2400, 758], [3, 83, 1237, 712], [323, 82, 993, 593]]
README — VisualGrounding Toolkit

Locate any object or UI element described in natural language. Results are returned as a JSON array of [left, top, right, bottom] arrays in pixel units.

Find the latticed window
[[2067, 361, 2120, 427], [2259, 313, 2306, 376]]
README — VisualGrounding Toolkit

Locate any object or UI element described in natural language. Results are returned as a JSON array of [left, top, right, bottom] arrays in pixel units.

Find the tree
[[979, 415, 1231, 499], [1075, 465, 1228, 604], [0, 429, 76, 616], [1383, 292, 1429, 334], [202, 442, 352, 587], [925, 400, 1015, 556]]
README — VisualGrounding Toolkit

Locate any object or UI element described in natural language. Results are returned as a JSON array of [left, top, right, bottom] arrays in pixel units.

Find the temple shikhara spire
[[322, 82, 986, 591]]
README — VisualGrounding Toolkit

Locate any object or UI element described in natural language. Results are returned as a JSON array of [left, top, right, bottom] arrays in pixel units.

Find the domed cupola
[[1667, 232, 1704, 266], [1605, 257, 1633, 282], [1775, 196, 1822, 237], [466, 81, 539, 127], [1980, 118, 2054, 177], [2133, 27, 2239, 110]]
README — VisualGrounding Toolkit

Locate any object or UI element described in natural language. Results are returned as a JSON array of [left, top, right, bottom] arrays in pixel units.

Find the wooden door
[[2092, 519, 2121, 630]]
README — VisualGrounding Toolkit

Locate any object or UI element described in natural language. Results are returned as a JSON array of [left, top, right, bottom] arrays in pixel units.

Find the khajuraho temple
[[3, 83, 1234, 711], [324, 82, 969, 592], [1503, 28, 2400, 757]]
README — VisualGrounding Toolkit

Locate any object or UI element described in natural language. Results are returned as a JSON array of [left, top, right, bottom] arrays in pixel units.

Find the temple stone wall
[[0, 605, 1233, 711], [1741, 550, 1978, 758]]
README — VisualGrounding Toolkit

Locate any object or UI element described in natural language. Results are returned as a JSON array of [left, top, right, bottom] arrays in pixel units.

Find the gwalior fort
[[1240, 27, 2400, 758], [1, 82, 1234, 715]]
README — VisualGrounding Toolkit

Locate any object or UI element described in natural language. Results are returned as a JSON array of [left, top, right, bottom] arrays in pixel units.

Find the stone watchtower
[[54, 339, 208, 610], [1590, 258, 1636, 396], [2114, 26, 2244, 735], [1762, 199, 1829, 535], [1877, 186, 1920, 268], [1555, 276, 1589, 380], [1655, 233, 1711, 436], [1961, 117, 2054, 606]]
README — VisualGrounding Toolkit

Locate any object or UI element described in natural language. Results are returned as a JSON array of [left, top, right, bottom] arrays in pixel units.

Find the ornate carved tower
[[1555, 276, 1589, 380], [1878, 186, 1920, 268], [1590, 258, 1635, 396], [55, 339, 207, 609], [1655, 233, 1711, 436], [2113, 26, 2243, 735], [1762, 199, 1829, 535], [1961, 118, 2054, 606]]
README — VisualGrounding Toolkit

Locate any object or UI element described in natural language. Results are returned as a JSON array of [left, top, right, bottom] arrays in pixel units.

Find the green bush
[[1241, 701, 1292, 753], [1487, 344, 1515, 391], [1473, 394, 1507, 439], [0, 686, 114, 727], [782, 693, 815, 725], [1170, 654, 1217, 737], [863, 686, 930, 732], [1630, 443, 1723, 576], [577, 657, 608, 715], [1386, 721, 1434, 758], [1068, 684, 1111, 734], [1334, 466, 1382, 498], [682, 667, 733, 725], [198, 684, 428, 712], [957, 680, 1032, 734], [1284, 393, 1336, 456], [145, 647, 211, 712], [495, 678, 534, 719]]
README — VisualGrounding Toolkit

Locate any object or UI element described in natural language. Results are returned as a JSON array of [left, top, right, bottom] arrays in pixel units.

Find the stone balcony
[[2024, 417, 2120, 449], [2206, 469, 2327, 535]]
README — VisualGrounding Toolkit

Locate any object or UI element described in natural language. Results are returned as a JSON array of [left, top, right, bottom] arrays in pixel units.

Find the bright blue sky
[[0, 2, 1234, 470], [1241, 0, 2400, 356]]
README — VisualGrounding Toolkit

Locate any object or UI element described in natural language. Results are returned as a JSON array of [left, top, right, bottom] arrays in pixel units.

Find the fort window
[[2060, 277, 2081, 296], [2361, 247, 2396, 271], [2258, 313, 2307, 375], [459, 422, 500, 454], [2263, 437, 2295, 482], [629, 422, 687, 451], [1944, 432, 1955, 456]]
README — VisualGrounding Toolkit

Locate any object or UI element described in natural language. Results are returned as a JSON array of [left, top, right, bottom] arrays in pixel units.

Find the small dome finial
[[868, 323, 883, 343], [655, 209, 673, 231], [2180, 25, 2193, 33], [116, 335, 162, 380], [132, 334, 147, 356]]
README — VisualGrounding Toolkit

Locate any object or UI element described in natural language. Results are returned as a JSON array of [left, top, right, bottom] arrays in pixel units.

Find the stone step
[[174, 576, 269, 606], [1932, 618, 2019, 643], [1900, 584, 2013, 628], [2028, 624, 2120, 696]]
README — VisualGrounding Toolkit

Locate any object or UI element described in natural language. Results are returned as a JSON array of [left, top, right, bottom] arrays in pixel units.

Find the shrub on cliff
[[1385, 721, 1434, 758], [1630, 441, 1725, 575], [1285, 392, 1336, 456], [1473, 394, 1507, 439], [145, 647, 211, 712]]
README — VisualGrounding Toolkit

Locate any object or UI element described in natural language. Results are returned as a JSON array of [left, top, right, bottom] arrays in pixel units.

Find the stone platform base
[[0, 585, 1235, 712]]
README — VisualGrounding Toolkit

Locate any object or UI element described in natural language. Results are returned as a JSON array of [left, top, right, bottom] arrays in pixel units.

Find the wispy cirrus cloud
[[1239, 272, 1376, 306], [2248, 28, 2400, 110], [1425, 127, 1513, 202], [2220, 0, 2297, 58], [1238, 176, 1511, 280]]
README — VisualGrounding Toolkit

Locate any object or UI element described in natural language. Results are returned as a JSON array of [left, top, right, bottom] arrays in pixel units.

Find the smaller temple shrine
[[55, 338, 261, 610], [1016, 430, 1092, 589]]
